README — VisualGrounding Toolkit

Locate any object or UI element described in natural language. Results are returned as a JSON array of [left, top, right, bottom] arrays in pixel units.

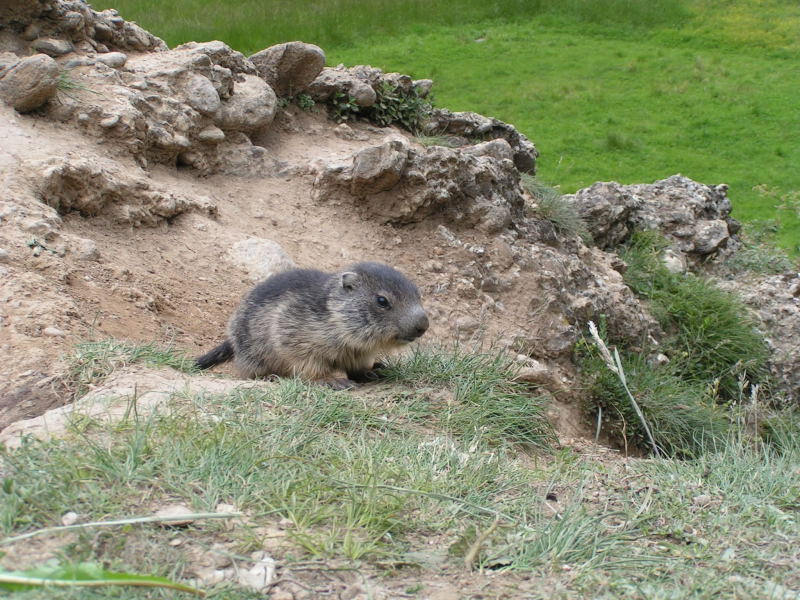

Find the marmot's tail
[[196, 340, 234, 370]]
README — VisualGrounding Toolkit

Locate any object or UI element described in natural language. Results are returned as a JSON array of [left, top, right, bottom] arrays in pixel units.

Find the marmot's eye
[[376, 295, 390, 308]]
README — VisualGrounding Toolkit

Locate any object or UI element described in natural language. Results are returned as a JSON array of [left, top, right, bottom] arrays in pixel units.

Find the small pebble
[[43, 327, 66, 337]]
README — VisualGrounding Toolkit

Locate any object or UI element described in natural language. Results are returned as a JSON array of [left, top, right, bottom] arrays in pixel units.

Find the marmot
[[196, 261, 429, 384]]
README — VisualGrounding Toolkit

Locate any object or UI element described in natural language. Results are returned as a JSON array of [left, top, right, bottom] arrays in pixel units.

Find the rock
[[228, 238, 295, 282], [43, 327, 66, 337], [31, 156, 217, 226], [31, 37, 74, 57], [60, 11, 85, 33], [314, 137, 524, 233], [99, 115, 119, 128], [216, 74, 277, 133], [182, 72, 221, 115], [307, 66, 377, 107], [154, 504, 196, 526], [61, 511, 79, 526], [197, 126, 225, 143], [238, 552, 275, 593], [717, 272, 800, 403], [350, 138, 409, 195], [249, 41, 326, 97], [0, 249, 9, 262], [95, 52, 127, 68], [423, 108, 539, 173], [413, 78, 434, 97], [173, 41, 257, 75], [0, 54, 59, 113], [564, 175, 741, 264], [461, 138, 514, 161]]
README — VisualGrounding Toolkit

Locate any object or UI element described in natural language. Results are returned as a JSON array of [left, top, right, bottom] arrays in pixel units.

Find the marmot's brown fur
[[196, 262, 429, 383]]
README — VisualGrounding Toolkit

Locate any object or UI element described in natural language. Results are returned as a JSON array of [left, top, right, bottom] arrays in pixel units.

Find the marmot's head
[[332, 262, 429, 346]]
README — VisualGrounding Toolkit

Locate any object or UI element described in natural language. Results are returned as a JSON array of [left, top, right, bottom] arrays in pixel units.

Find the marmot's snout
[[399, 309, 429, 343]]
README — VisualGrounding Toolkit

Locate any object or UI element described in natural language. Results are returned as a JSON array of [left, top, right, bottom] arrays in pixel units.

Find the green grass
[[66, 340, 198, 398], [89, 0, 800, 254], [619, 231, 769, 399], [2, 364, 798, 597]]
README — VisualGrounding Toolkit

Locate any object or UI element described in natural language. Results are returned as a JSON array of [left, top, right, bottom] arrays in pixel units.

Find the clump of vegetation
[[722, 220, 797, 274], [328, 82, 433, 133], [294, 92, 315, 111], [579, 231, 773, 456], [521, 173, 589, 240], [363, 81, 433, 132], [620, 231, 769, 399], [328, 91, 361, 123]]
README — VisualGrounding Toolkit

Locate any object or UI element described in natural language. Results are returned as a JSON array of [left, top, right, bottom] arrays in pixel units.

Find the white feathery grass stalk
[[588, 321, 661, 456]]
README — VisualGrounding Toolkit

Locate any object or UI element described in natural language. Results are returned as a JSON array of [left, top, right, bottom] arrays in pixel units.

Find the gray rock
[[413, 78, 433, 98], [423, 108, 539, 174], [564, 175, 740, 263], [249, 41, 326, 97], [95, 52, 128, 68], [216, 74, 277, 133], [182, 73, 221, 115], [197, 126, 225, 143], [350, 139, 409, 195], [461, 139, 514, 162], [307, 66, 377, 107], [61, 11, 85, 33], [173, 41, 256, 75], [227, 238, 295, 282], [0, 249, 9, 262], [314, 136, 524, 233], [0, 54, 59, 113], [31, 38, 74, 57], [717, 272, 800, 403]]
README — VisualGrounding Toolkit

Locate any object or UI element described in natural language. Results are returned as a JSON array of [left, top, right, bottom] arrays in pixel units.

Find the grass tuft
[[521, 174, 589, 240], [66, 340, 198, 398]]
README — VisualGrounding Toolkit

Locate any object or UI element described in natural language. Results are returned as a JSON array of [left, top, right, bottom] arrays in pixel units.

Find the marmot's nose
[[413, 313, 429, 338]]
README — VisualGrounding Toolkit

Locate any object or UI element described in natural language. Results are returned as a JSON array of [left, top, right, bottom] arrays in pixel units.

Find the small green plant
[[329, 91, 360, 122], [364, 81, 433, 133], [295, 92, 315, 111], [521, 173, 589, 240]]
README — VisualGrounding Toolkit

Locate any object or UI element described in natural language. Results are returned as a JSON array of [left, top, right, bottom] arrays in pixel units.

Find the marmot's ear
[[340, 271, 360, 291]]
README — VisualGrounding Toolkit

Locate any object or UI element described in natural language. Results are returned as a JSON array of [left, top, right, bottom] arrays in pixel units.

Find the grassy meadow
[[91, 0, 800, 253]]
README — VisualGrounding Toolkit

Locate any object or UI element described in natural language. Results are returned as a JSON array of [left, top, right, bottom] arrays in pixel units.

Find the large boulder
[[249, 41, 325, 97], [0, 54, 59, 113]]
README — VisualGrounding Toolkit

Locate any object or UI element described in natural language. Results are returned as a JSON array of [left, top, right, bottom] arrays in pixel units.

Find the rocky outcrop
[[0, 0, 166, 55], [423, 108, 539, 174], [30, 156, 217, 225], [314, 136, 526, 233], [565, 175, 740, 264]]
